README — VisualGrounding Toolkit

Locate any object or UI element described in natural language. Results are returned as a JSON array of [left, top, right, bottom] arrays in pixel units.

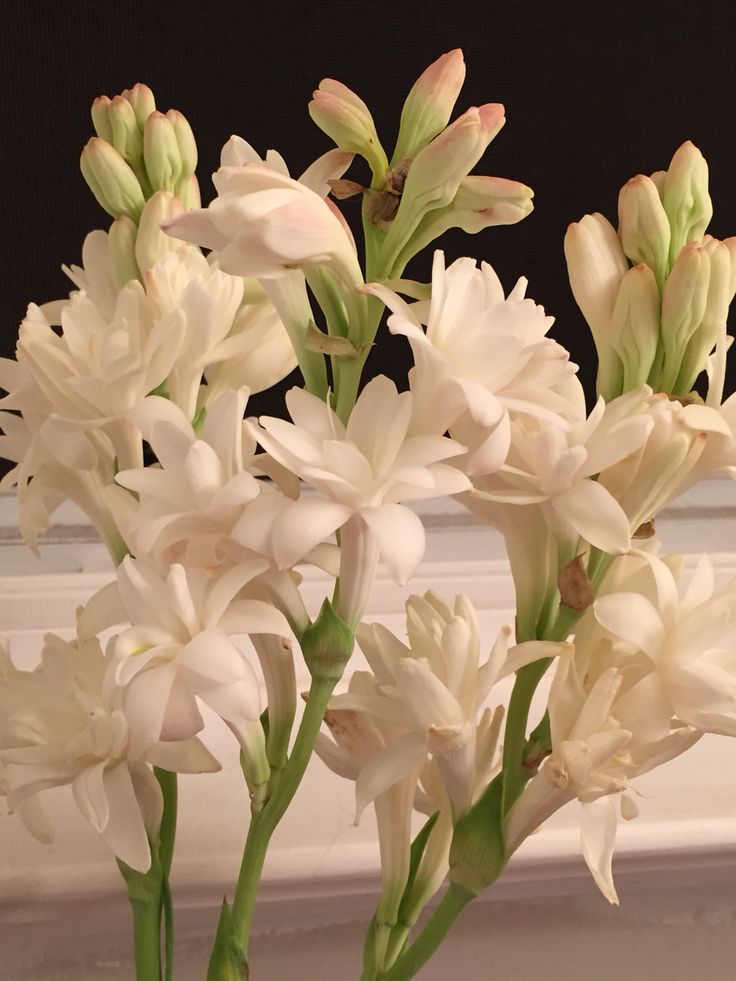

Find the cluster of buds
[[80, 84, 200, 284], [566, 142, 736, 402], [309, 51, 535, 278]]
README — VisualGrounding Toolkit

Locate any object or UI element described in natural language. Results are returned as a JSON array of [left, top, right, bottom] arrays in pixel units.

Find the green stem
[[377, 884, 473, 981], [155, 768, 177, 981], [129, 892, 163, 981], [228, 676, 337, 956], [501, 657, 553, 814]]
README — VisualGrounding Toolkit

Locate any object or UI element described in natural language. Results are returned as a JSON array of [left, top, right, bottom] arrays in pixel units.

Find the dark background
[[3, 0, 736, 416]]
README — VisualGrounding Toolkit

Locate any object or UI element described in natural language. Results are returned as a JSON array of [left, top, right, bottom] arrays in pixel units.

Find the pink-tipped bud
[[392, 49, 466, 164], [165, 109, 198, 177], [91, 95, 113, 143], [109, 94, 144, 169], [617, 174, 671, 288], [309, 79, 387, 180], [662, 141, 713, 264], [121, 83, 156, 128], [80, 137, 145, 221], [143, 111, 182, 192]]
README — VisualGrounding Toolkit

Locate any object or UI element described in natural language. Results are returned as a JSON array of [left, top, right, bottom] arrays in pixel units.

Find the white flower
[[505, 646, 699, 904], [471, 390, 654, 554], [142, 246, 244, 419], [341, 593, 562, 819], [365, 251, 582, 476], [237, 376, 471, 621], [598, 391, 735, 531], [203, 281, 298, 401], [82, 557, 288, 769], [594, 551, 736, 736], [0, 633, 218, 871], [165, 141, 361, 290]]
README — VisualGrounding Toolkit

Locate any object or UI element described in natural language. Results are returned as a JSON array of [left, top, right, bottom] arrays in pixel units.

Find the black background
[[3, 0, 736, 417]]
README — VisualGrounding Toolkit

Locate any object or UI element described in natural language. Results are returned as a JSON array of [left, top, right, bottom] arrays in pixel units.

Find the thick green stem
[[377, 884, 473, 981], [129, 892, 163, 981], [228, 676, 337, 956]]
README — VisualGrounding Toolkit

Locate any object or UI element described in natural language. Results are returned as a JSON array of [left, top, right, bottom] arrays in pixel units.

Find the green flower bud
[[309, 80, 387, 181], [392, 49, 466, 165], [300, 598, 354, 683], [121, 82, 156, 128], [175, 174, 201, 210], [109, 94, 144, 172], [677, 238, 732, 394], [108, 214, 141, 286], [80, 137, 145, 221], [91, 95, 113, 143], [448, 776, 505, 896], [610, 263, 660, 391], [166, 109, 198, 177], [618, 175, 671, 289], [143, 111, 183, 192], [662, 141, 713, 265], [658, 242, 710, 393]]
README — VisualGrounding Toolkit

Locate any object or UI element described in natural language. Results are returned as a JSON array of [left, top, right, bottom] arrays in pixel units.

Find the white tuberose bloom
[[164, 141, 362, 289], [505, 645, 699, 904], [365, 251, 582, 474], [472, 389, 654, 554], [82, 557, 288, 762], [0, 634, 218, 872], [594, 551, 736, 736], [343, 593, 563, 819], [238, 376, 471, 620]]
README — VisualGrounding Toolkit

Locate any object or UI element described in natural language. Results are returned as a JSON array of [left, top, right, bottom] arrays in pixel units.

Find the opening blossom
[[237, 375, 472, 624]]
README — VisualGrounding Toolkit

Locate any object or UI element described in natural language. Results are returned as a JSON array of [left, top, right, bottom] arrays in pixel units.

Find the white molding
[[2, 482, 736, 976]]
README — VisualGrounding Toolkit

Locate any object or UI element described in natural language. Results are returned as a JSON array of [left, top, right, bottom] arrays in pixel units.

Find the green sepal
[[397, 811, 439, 924], [301, 598, 354, 682], [207, 897, 249, 981], [448, 774, 506, 896]]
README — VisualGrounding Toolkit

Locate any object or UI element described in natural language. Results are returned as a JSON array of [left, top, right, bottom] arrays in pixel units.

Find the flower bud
[[610, 263, 660, 391], [309, 79, 387, 181], [108, 214, 141, 286], [121, 82, 156, 128], [175, 174, 201, 210], [301, 598, 354, 683], [390, 175, 533, 268], [134, 190, 184, 273], [143, 111, 182, 192], [678, 238, 731, 395], [662, 141, 713, 264], [391, 48, 466, 165], [80, 137, 145, 221], [719, 235, 736, 301], [448, 776, 505, 895], [618, 174, 671, 288], [383, 104, 504, 270], [91, 95, 113, 143], [109, 95, 144, 172], [564, 213, 628, 399], [658, 242, 710, 393], [165, 109, 198, 177]]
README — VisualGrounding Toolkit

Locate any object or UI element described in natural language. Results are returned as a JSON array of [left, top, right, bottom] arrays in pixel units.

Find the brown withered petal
[[328, 178, 366, 200], [633, 519, 656, 539], [558, 553, 594, 612]]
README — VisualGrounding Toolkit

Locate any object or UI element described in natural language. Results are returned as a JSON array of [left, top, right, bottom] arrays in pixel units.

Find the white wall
[[2, 484, 736, 980]]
